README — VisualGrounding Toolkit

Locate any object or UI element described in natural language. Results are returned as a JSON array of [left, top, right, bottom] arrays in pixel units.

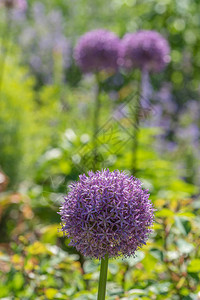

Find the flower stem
[[92, 73, 101, 171], [131, 76, 141, 175], [97, 254, 109, 300], [132, 68, 149, 175]]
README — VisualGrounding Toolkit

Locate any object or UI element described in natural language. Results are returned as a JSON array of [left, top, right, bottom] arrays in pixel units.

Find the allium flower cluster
[[0, 0, 27, 10], [120, 30, 170, 72], [59, 169, 154, 259], [74, 29, 120, 73]]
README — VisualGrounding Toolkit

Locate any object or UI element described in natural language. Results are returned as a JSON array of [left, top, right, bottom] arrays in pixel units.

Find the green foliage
[[0, 0, 200, 299], [1, 190, 200, 299], [0, 52, 35, 186], [0, 237, 83, 299], [0, 50, 58, 187]]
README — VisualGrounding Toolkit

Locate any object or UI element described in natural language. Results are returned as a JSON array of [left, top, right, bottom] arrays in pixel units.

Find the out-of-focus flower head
[[0, 0, 27, 10], [120, 30, 170, 72], [59, 169, 154, 259], [176, 100, 200, 147], [19, 3, 71, 84], [74, 29, 120, 73]]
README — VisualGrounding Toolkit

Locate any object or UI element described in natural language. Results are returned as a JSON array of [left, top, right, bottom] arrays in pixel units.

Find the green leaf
[[169, 180, 198, 195], [156, 209, 174, 218], [175, 217, 192, 235], [41, 224, 60, 244], [176, 239, 194, 254], [150, 248, 164, 261], [142, 254, 157, 272], [148, 282, 171, 295], [83, 260, 99, 273], [107, 282, 123, 296], [118, 251, 145, 266], [177, 212, 195, 218], [0, 284, 10, 298], [166, 251, 179, 261], [128, 289, 147, 295], [45, 288, 58, 299], [108, 262, 119, 275], [187, 259, 200, 273], [12, 273, 24, 291]]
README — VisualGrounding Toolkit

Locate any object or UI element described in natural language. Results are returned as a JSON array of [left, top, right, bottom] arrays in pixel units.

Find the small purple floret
[[74, 29, 120, 73], [59, 169, 154, 259], [120, 30, 170, 72]]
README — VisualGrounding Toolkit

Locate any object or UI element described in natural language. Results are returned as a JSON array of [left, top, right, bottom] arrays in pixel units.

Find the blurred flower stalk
[[120, 30, 170, 174], [74, 29, 120, 170]]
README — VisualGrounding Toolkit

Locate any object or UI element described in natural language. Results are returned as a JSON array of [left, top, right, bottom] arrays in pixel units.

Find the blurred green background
[[0, 0, 200, 299]]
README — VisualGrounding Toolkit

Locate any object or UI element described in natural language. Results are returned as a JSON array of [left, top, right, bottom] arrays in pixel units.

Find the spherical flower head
[[120, 30, 170, 72], [59, 169, 154, 259], [74, 29, 120, 73], [0, 0, 27, 10]]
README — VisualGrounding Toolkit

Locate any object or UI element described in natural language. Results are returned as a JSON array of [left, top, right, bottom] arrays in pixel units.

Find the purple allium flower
[[59, 169, 154, 259], [0, 0, 27, 10], [120, 30, 170, 72], [74, 29, 120, 73]]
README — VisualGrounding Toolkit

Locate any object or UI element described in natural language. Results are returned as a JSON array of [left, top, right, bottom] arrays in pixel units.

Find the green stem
[[132, 68, 149, 175], [92, 73, 101, 171], [97, 254, 109, 300], [131, 75, 141, 175]]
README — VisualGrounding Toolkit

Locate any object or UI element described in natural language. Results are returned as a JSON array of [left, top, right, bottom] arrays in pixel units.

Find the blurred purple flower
[[155, 82, 177, 113], [148, 103, 171, 129], [19, 3, 71, 84], [154, 138, 177, 154], [143, 83, 176, 132], [176, 124, 199, 144], [176, 100, 200, 148], [59, 169, 154, 259], [120, 30, 170, 72], [184, 100, 200, 122], [0, 0, 27, 10], [74, 29, 120, 73]]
